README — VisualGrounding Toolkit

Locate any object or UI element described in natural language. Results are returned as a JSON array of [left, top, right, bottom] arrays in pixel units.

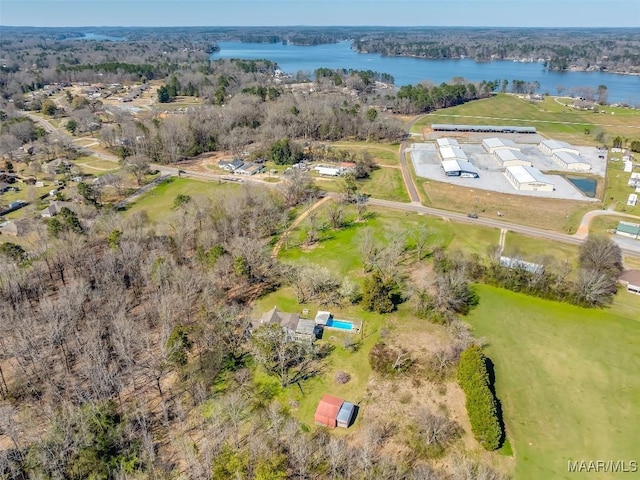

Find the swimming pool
[[325, 319, 354, 331]]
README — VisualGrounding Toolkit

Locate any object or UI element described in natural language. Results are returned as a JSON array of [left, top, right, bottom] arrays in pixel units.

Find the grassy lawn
[[421, 179, 592, 233], [125, 177, 240, 223], [314, 167, 410, 203], [278, 204, 500, 274], [466, 284, 640, 480], [329, 141, 401, 166], [503, 232, 580, 271], [411, 94, 640, 144], [603, 158, 640, 214], [73, 156, 120, 174]]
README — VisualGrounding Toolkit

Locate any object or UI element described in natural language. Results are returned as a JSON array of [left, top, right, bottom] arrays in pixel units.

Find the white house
[[504, 165, 554, 191], [628, 194, 638, 207]]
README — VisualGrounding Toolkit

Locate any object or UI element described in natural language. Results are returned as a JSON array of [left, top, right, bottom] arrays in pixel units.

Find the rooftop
[[495, 149, 529, 163], [439, 145, 468, 161], [483, 137, 518, 149], [506, 165, 551, 184], [441, 159, 479, 174]]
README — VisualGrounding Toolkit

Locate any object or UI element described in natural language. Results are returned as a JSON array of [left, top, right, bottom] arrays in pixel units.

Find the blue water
[[211, 41, 640, 105], [566, 176, 597, 197], [77, 33, 126, 41], [325, 319, 354, 330]]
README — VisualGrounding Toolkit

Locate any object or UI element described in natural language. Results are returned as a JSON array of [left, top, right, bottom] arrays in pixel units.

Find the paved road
[[17, 109, 640, 259], [366, 197, 640, 259], [398, 115, 426, 203]]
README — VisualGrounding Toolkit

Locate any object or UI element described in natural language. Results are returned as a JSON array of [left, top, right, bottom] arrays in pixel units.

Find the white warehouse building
[[442, 159, 479, 178], [482, 137, 520, 154], [539, 139, 581, 156], [436, 138, 460, 148], [438, 145, 468, 162], [504, 165, 554, 191], [494, 149, 532, 167], [552, 151, 591, 171]]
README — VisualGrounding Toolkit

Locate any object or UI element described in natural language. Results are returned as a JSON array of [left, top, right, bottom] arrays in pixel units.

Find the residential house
[[0, 220, 28, 237], [219, 159, 245, 171], [259, 306, 317, 343], [618, 270, 640, 295]]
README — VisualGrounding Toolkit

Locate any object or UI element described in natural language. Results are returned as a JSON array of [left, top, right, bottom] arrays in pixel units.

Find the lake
[[211, 41, 640, 106]]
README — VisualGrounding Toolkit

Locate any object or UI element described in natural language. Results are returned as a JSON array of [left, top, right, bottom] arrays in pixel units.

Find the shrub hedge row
[[457, 346, 503, 451]]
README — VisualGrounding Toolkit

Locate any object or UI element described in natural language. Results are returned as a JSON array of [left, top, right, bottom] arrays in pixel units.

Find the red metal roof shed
[[314, 394, 344, 428]]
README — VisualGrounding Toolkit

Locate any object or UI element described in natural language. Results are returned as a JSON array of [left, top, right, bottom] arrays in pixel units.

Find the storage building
[[552, 151, 591, 171], [438, 145, 468, 162], [442, 159, 479, 178], [627, 194, 638, 207], [538, 139, 580, 156], [336, 402, 356, 428], [436, 138, 459, 148], [482, 137, 520, 154], [618, 270, 640, 295], [314, 395, 345, 428], [494, 149, 532, 167], [504, 165, 554, 191], [615, 221, 640, 239], [431, 124, 536, 134]]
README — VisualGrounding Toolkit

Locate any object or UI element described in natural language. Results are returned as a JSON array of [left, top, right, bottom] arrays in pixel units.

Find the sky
[[1, 0, 639, 28]]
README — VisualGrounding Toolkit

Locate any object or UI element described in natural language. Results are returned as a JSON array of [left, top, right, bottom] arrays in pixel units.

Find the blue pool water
[[325, 319, 354, 330]]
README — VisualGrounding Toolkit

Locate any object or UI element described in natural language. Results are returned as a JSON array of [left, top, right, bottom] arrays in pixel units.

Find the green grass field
[[329, 141, 401, 166], [603, 158, 640, 214], [314, 167, 411, 203], [466, 284, 640, 480], [503, 232, 580, 271], [73, 156, 120, 174], [412, 94, 640, 144], [125, 177, 240, 223]]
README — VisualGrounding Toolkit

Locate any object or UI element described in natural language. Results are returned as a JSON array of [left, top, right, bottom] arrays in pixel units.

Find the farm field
[[466, 284, 640, 480], [412, 94, 640, 144]]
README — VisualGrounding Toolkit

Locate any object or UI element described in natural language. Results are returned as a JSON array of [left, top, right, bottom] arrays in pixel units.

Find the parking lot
[[409, 135, 605, 202]]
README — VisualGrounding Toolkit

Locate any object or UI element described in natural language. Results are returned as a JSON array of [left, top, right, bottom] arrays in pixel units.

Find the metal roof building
[[504, 165, 554, 191], [539, 139, 580, 156], [436, 138, 459, 148], [442, 159, 479, 178], [494, 149, 532, 167], [482, 137, 520, 153], [552, 151, 591, 171], [616, 221, 640, 239], [438, 145, 468, 162], [314, 395, 345, 428], [432, 124, 536, 133]]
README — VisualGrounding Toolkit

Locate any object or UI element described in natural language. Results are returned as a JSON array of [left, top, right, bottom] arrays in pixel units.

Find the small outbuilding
[[336, 401, 356, 428], [628, 194, 638, 207], [314, 395, 344, 428], [504, 165, 554, 192]]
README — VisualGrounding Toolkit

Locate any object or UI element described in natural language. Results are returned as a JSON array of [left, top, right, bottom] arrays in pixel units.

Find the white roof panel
[[440, 145, 468, 161], [506, 165, 551, 184]]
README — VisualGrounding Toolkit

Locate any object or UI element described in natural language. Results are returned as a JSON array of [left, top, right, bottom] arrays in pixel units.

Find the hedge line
[[457, 346, 503, 450]]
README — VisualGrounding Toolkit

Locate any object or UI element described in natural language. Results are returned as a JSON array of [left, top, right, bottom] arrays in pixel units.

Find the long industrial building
[[504, 165, 554, 191], [539, 139, 580, 156], [432, 124, 537, 134], [552, 151, 591, 171], [494, 149, 532, 167], [438, 145, 468, 162], [482, 137, 520, 153]]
